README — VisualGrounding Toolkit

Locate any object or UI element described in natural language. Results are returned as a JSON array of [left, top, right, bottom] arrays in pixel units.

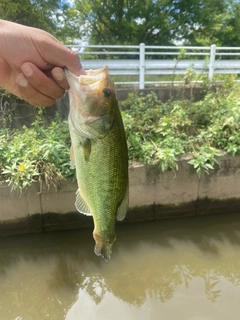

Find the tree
[[167, 0, 227, 46], [75, 0, 175, 45], [0, 0, 57, 32], [53, 5, 83, 44], [74, 0, 227, 45], [213, 0, 240, 47], [0, 0, 79, 43]]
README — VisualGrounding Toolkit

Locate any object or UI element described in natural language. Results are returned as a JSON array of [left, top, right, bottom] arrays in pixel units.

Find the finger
[[51, 67, 69, 90], [52, 67, 87, 89], [41, 41, 86, 76], [66, 50, 85, 76], [56, 48, 85, 76], [16, 73, 55, 106], [79, 67, 87, 75], [21, 62, 65, 100]]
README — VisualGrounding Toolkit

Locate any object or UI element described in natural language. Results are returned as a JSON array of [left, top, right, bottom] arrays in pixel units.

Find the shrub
[[0, 114, 75, 190], [1, 80, 240, 190], [121, 82, 240, 177]]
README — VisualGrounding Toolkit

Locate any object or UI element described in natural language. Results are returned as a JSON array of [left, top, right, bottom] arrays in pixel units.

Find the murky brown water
[[1, 213, 240, 320]]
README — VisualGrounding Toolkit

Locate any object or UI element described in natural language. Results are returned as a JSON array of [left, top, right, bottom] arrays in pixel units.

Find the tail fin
[[93, 232, 116, 261], [94, 241, 113, 261]]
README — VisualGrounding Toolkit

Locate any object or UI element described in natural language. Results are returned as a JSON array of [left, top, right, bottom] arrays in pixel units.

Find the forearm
[[0, 20, 7, 57]]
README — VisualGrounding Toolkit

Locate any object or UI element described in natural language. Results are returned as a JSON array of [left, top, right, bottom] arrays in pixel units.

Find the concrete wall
[[1, 154, 240, 235]]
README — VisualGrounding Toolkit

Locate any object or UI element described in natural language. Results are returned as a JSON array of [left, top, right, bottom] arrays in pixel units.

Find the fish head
[[65, 66, 116, 139]]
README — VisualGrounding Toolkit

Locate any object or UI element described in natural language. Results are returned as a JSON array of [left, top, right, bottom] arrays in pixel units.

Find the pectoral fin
[[86, 115, 114, 139], [75, 189, 92, 216], [81, 138, 91, 162], [116, 184, 129, 221], [70, 145, 75, 166]]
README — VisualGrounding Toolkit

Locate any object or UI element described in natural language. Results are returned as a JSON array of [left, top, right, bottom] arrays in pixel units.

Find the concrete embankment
[[1, 154, 240, 236]]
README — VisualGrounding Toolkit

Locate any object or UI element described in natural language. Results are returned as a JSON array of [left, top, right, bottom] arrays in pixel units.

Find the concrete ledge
[[1, 154, 240, 235]]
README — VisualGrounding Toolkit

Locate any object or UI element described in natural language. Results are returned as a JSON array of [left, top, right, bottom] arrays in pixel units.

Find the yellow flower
[[19, 163, 25, 170]]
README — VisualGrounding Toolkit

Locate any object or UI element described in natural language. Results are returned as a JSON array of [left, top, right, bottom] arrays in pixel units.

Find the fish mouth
[[65, 66, 110, 89], [66, 65, 115, 140]]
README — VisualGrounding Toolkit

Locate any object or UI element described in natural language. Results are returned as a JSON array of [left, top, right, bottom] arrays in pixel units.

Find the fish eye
[[102, 88, 111, 98]]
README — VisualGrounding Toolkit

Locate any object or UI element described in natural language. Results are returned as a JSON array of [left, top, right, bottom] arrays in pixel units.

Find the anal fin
[[75, 189, 92, 216]]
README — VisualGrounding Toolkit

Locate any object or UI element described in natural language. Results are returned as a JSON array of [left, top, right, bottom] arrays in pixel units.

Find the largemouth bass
[[65, 66, 129, 260]]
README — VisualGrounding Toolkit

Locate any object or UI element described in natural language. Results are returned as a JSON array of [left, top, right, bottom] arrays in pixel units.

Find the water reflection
[[0, 213, 240, 319]]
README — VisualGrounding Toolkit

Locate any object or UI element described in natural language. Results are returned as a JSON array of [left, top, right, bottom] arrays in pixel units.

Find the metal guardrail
[[67, 43, 240, 89]]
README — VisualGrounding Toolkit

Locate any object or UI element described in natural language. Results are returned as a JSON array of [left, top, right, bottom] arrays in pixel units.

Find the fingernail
[[53, 70, 64, 81], [79, 68, 87, 75], [22, 64, 33, 77], [17, 75, 28, 87]]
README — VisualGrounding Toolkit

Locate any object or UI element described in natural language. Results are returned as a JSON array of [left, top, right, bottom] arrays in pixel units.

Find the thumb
[[61, 47, 86, 76], [42, 39, 85, 76]]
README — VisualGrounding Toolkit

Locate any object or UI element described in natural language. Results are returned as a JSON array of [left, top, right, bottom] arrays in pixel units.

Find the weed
[[0, 113, 74, 190], [1, 79, 240, 189], [121, 80, 240, 177]]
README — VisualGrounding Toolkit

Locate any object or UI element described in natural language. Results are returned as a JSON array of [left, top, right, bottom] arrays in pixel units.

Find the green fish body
[[65, 66, 129, 260]]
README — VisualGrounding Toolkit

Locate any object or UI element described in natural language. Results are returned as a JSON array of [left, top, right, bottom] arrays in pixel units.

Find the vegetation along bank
[[0, 81, 240, 191]]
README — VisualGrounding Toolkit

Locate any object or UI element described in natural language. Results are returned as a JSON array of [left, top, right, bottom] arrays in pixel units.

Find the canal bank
[[1, 154, 240, 236]]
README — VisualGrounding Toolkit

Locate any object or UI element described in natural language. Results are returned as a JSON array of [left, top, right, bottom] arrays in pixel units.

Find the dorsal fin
[[75, 189, 92, 216]]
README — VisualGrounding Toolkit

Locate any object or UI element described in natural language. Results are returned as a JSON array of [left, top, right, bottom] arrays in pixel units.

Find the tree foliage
[[1, 0, 240, 48], [0, 0, 58, 33], [75, 0, 176, 45], [168, 0, 227, 45], [214, 0, 240, 47], [74, 0, 230, 45], [0, 0, 79, 42], [54, 6, 83, 44]]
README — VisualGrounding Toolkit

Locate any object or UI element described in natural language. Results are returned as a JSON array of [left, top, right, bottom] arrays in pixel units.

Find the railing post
[[208, 44, 216, 84], [139, 43, 145, 89]]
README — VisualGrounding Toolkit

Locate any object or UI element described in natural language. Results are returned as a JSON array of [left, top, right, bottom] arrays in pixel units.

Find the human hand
[[0, 19, 85, 106]]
